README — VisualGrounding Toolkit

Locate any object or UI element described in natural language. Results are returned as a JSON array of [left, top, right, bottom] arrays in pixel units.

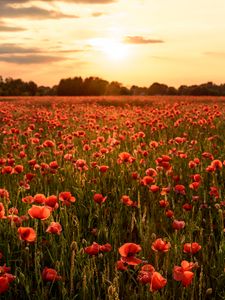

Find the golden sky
[[1, 0, 225, 87]]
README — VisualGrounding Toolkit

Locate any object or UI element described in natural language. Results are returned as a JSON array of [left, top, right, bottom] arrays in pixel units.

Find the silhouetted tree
[[83, 77, 108, 95], [1, 75, 225, 97], [26, 81, 38, 96], [130, 85, 148, 95], [148, 82, 168, 95], [105, 81, 122, 95]]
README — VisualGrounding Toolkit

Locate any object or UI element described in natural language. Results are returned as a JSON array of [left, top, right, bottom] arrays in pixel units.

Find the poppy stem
[[155, 252, 159, 270], [70, 241, 77, 296]]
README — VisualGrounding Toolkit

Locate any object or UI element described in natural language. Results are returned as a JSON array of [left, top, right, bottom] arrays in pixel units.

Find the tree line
[[1, 75, 225, 96]]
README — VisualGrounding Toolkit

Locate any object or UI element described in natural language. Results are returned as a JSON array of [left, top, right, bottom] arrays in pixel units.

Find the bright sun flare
[[89, 38, 130, 61]]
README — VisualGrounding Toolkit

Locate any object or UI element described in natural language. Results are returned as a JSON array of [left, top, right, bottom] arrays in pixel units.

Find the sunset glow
[[0, 0, 225, 87], [89, 38, 130, 61]]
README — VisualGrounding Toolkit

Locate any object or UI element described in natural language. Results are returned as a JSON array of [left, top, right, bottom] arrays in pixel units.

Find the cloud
[[0, 2, 77, 19], [2, 0, 116, 4], [56, 49, 83, 53], [204, 51, 225, 58], [0, 44, 40, 54], [91, 12, 107, 17], [0, 43, 83, 55], [63, 0, 116, 3], [0, 43, 84, 64], [124, 36, 164, 44], [0, 21, 25, 31], [0, 55, 65, 64], [0, 0, 114, 20]]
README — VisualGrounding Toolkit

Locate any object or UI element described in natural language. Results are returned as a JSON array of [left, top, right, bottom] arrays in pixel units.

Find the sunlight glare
[[89, 38, 130, 61]]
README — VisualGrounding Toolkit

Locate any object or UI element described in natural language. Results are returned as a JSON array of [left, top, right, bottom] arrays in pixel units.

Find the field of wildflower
[[0, 96, 225, 299]]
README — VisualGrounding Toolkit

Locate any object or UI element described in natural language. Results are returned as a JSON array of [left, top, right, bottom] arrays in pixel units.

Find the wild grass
[[0, 96, 225, 299]]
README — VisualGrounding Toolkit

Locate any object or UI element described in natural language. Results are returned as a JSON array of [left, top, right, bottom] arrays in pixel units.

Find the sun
[[89, 38, 130, 61]]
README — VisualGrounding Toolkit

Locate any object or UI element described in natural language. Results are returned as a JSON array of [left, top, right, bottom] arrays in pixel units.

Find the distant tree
[[120, 86, 130, 95], [26, 81, 38, 96], [178, 85, 189, 95], [167, 86, 177, 95], [83, 77, 108, 95], [1, 74, 225, 97], [50, 85, 58, 96], [37, 86, 52, 96], [57, 77, 83, 96], [105, 81, 122, 95], [148, 82, 168, 95], [130, 85, 148, 95]]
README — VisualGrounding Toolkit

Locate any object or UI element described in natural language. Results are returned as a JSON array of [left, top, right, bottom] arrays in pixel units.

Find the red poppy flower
[[33, 194, 46, 204], [209, 186, 219, 198], [150, 272, 167, 292], [202, 152, 214, 160], [8, 215, 22, 225], [173, 260, 195, 287], [165, 210, 174, 218], [183, 242, 201, 254], [211, 159, 223, 170], [84, 242, 100, 255], [99, 243, 112, 252], [188, 161, 197, 169], [131, 172, 138, 180], [149, 185, 160, 193], [8, 207, 18, 215], [2, 166, 13, 174], [22, 195, 34, 204], [0, 265, 15, 295], [121, 195, 137, 207], [149, 141, 159, 148], [43, 140, 55, 148], [141, 176, 154, 186], [49, 161, 59, 169], [14, 165, 24, 174], [45, 195, 59, 210], [74, 159, 88, 171], [0, 189, 9, 201], [182, 203, 193, 211], [18, 227, 36, 242], [117, 152, 135, 164], [159, 200, 169, 208], [145, 168, 157, 177], [161, 187, 171, 195], [19, 151, 26, 158], [116, 260, 127, 271], [151, 238, 171, 253], [25, 173, 36, 181], [28, 205, 51, 220], [46, 222, 62, 235], [98, 165, 109, 173], [42, 267, 62, 281], [83, 144, 91, 151], [189, 181, 201, 190], [193, 174, 201, 182], [59, 192, 76, 206], [93, 193, 107, 205], [138, 264, 155, 284], [118, 243, 142, 265], [0, 203, 6, 219], [174, 185, 186, 195], [172, 220, 185, 230], [0, 276, 9, 294]]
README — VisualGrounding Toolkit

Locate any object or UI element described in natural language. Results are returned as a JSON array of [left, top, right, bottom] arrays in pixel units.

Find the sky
[[0, 0, 225, 87]]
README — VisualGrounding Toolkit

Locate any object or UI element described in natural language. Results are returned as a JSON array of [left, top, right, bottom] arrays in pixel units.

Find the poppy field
[[1, 96, 225, 299]]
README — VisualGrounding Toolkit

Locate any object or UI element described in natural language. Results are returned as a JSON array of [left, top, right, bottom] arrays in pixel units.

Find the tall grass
[[0, 97, 225, 299]]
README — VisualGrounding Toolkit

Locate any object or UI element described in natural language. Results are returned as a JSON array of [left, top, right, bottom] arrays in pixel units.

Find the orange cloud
[[124, 36, 164, 44]]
